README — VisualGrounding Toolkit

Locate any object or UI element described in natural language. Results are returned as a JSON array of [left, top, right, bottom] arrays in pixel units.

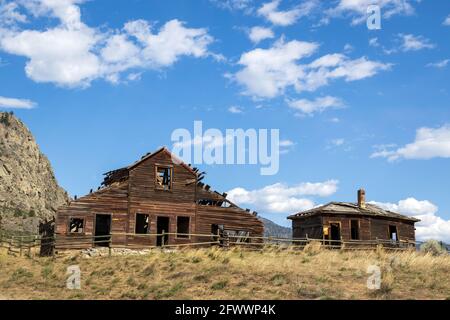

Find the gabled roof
[[126, 147, 197, 175], [102, 147, 198, 186], [288, 202, 420, 222]]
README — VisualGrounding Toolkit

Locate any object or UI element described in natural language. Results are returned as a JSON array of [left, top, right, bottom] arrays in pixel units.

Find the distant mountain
[[0, 112, 69, 233], [260, 217, 292, 238]]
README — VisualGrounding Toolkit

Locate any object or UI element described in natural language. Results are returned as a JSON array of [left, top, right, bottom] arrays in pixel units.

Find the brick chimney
[[358, 189, 366, 209]]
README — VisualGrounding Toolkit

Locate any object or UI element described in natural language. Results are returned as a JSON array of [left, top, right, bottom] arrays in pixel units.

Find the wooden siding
[[292, 216, 322, 239], [291, 214, 416, 242], [55, 148, 264, 249], [196, 206, 264, 241], [126, 150, 197, 247], [55, 182, 129, 248]]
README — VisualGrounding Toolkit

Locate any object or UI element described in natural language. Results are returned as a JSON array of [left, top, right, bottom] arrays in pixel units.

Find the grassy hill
[[0, 245, 449, 300]]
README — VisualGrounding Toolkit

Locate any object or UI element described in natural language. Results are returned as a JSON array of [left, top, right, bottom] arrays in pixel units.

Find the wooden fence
[[1, 229, 441, 257]]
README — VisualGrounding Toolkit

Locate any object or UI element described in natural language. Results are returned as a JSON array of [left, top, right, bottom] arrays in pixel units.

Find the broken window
[[155, 165, 172, 190], [224, 230, 250, 243], [69, 218, 84, 233], [389, 225, 398, 241], [135, 213, 149, 234], [350, 220, 359, 240], [176, 216, 190, 238]]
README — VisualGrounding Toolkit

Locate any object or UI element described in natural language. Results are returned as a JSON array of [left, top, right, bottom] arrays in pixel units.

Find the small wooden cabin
[[288, 189, 419, 243], [55, 147, 263, 249]]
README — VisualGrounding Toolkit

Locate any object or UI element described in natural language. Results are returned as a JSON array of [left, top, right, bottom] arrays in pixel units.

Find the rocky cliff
[[0, 112, 69, 233]]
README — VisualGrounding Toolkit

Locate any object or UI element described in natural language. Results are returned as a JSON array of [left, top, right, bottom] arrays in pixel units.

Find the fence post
[[216, 229, 220, 246], [52, 235, 56, 259], [162, 230, 165, 249]]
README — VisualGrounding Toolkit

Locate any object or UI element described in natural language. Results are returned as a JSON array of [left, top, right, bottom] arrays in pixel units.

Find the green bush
[[420, 240, 447, 256]]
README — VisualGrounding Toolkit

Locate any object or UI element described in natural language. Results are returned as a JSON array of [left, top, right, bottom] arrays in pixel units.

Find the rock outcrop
[[0, 112, 69, 233]]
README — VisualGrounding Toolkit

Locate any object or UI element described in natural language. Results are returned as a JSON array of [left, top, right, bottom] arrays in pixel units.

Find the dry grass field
[[0, 243, 449, 300]]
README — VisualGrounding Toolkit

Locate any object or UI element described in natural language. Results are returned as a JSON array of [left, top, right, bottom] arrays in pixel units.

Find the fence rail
[[0, 230, 448, 257]]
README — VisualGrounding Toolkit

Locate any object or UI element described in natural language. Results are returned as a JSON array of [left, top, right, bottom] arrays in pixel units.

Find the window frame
[[388, 225, 399, 241], [68, 217, 86, 235], [135, 213, 150, 235], [176, 216, 190, 239], [154, 164, 173, 191]]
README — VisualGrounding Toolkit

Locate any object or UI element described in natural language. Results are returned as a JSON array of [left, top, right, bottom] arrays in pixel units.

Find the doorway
[[157, 216, 170, 246], [94, 214, 111, 247], [330, 223, 341, 246]]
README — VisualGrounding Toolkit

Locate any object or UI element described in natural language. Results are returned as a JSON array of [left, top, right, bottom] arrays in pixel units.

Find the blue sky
[[0, 0, 449, 241]]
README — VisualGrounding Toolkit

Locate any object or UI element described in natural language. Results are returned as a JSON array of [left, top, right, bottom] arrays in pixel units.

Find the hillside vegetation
[[0, 245, 449, 300]]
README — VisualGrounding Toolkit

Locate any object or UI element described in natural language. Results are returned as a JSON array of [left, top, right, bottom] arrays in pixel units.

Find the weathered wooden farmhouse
[[288, 189, 419, 244], [55, 147, 263, 248]]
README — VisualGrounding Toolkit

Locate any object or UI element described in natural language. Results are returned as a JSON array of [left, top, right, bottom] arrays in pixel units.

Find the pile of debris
[[81, 247, 152, 258]]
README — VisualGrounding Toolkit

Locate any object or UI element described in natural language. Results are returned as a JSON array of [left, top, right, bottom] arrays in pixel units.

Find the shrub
[[303, 241, 322, 256], [10, 267, 33, 283], [420, 240, 447, 256], [271, 274, 287, 286], [142, 264, 155, 276], [211, 280, 228, 290]]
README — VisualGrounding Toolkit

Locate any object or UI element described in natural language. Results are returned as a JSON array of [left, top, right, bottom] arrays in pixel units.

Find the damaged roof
[[288, 202, 420, 222]]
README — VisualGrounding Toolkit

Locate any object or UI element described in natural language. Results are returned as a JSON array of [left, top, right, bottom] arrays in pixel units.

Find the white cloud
[[426, 59, 449, 69], [399, 34, 435, 52], [1, 26, 102, 87], [124, 19, 214, 68], [279, 139, 295, 154], [327, 0, 416, 25], [228, 105, 244, 113], [443, 14, 450, 26], [257, 0, 317, 26], [329, 117, 340, 123], [369, 37, 379, 47], [127, 72, 142, 82], [287, 96, 344, 115], [279, 139, 294, 147], [227, 180, 338, 214], [231, 40, 391, 99], [0, 1, 216, 87], [331, 138, 345, 146], [371, 125, 450, 161], [210, 0, 253, 13], [232, 38, 318, 98], [248, 26, 274, 44], [343, 43, 353, 53], [370, 198, 450, 243], [0, 1, 27, 25], [0, 96, 36, 109]]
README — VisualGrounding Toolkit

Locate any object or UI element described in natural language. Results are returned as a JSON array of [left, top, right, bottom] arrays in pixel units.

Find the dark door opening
[[330, 223, 341, 246], [156, 216, 170, 246], [95, 214, 111, 247], [389, 225, 398, 241]]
